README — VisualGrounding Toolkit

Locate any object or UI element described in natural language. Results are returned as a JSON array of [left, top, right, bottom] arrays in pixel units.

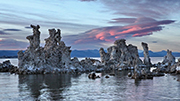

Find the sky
[[0, 0, 180, 52]]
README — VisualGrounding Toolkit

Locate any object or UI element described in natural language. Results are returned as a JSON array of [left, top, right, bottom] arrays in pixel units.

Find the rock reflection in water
[[7, 70, 180, 101], [18, 74, 72, 100]]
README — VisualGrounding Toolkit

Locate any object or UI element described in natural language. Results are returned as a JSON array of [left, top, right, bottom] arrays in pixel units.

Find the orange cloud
[[64, 17, 175, 49]]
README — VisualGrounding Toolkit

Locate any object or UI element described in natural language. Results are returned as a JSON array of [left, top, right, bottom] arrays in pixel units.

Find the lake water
[[0, 57, 180, 101]]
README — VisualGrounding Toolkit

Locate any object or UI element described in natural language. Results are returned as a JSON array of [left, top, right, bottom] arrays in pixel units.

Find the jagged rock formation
[[154, 50, 178, 73], [14, 25, 178, 78], [17, 25, 99, 74], [99, 39, 165, 80], [142, 42, 152, 67], [18, 25, 68, 72], [175, 58, 180, 74], [130, 42, 152, 79], [0, 60, 18, 72], [162, 49, 175, 65], [99, 39, 143, 70], [131, 42, 165, 79]]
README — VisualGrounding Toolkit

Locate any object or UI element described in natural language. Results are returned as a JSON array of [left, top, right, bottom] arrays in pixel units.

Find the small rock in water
[[105, 75, 110, 78], [128, 72, 132, 77], [96, 75, 100, 78], [88, 72, 96, 79]]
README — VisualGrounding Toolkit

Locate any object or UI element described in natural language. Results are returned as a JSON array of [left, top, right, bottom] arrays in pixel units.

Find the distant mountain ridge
[[0, 50, 179, 58], [138, 50, 180, 57], [0, 50, 19, 58], [71, 50, 180, 57]]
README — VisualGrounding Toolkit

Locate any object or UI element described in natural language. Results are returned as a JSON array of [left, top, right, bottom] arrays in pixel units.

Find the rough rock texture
[[162, 50, 175, 65], [18, 25, 99, 74], [169, 58, 180, 74], [142, 42, 152, 67], [99, 39, 143, 70], [99, 48, 109, 63], [153, 50, 176, 73], [80, 58, 99, 72], [18, 25, 68, 72], [0, 60, 18, 73], [98, 39, 164, 80]]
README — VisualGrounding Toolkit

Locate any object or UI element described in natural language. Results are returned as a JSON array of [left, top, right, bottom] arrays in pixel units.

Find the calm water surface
[[0, 58, 180, 101]]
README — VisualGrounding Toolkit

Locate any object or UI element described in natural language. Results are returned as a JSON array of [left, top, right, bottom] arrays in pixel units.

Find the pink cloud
[[63, 17, 175, 49]]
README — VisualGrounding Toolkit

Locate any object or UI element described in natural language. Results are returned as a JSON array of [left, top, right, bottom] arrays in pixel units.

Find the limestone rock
[[0, 60, 18, 72], [99, 39, 142, 70], [170, 65, 177, 73], [88, 72, 96, 79], [162, 50, 175, 66], [141, 42, 152, 67], [70, 57, 83, 72], [170, 59, 180, 73], [99, 48, 109, 63], [26, 25, 40, 49], [80, 58, 97, 72], [18, 25, 77, 74], [153, 50, 177, 74], [176, 66, 180, 74]]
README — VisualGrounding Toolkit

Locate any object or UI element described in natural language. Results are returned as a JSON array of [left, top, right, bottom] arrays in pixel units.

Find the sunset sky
[[0, 0, 180, 52]]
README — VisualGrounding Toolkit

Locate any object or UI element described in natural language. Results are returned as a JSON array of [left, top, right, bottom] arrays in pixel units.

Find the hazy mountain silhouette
[[0, 50, 179, 58]]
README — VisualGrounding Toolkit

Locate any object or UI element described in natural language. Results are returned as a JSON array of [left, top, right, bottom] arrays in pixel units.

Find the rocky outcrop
[[99, 39, 165, 80], [154, 50, 176, 73], [18, 25, 67, 72], [142, 42, 152, 67], [99, 39, 143, 70], [131, 42, 165, 80], [0, 60, 18, 73], [13, 24, 178, 78], [168, 58, 180, 74], [17, 25, 99, 74], [88, 72, 97, 79], [99, 48, 109, 63], [162, 49, 175, 65]]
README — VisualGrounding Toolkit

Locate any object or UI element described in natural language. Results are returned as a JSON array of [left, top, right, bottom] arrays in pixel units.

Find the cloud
[[0, 39, 28, 50], [3, 29, 21, 31], [109, 18, 136, 24], [0, 30, 9, 35], [152, 41, 157, 43], [100, 0, 180, 19], [79, 0, 180, 19], [25, 26, 31, 29], [64, 17, 175, 49]]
